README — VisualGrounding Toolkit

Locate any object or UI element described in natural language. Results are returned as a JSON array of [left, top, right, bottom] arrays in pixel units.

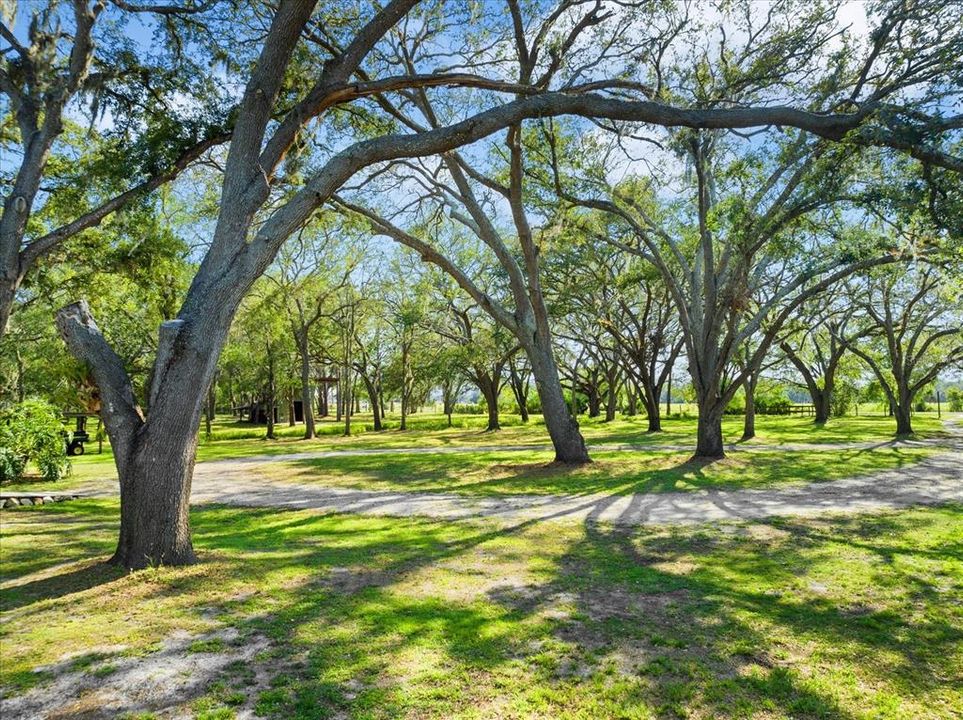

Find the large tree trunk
[[813, 389, 830, 424], [695, 401, 726, 458], [0, 276, 17, 337], [586, 379, 601, 418], [112, 430, 197, 569], [894, 385, 914, 435], [527, 338, 589, 463], [361, 374, 383, 431], [641, 384, 662, 432], [473, 369, 501, 431], [56, 303, 209, 569], [480, 380, 501, 431], [894, 404, 913, 435]]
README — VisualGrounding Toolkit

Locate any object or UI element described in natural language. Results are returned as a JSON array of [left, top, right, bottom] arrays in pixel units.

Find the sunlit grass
[[261, 446, 936, 496], [3, 411, 950, 495], [2, 500, 960, 718]]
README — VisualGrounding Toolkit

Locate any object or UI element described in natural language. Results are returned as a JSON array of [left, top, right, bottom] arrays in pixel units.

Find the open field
[[2, 413, 960, 718], [2, 411, 951, 495], [2, 500, 961, 719]]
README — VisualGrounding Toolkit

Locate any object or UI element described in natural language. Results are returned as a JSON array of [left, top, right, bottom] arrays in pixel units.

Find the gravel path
[[153, 422, 962, 526], [65, 423, 962, 527], [181, 445, 962, 526]]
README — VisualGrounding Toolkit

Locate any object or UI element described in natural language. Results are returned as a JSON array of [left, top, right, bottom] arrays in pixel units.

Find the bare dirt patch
[[0, 626, 270, 719]]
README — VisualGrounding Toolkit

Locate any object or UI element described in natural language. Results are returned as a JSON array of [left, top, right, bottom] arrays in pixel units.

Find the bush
[[830, 383, 859, 417], [948, 388, 963, 412], [453, 403, 483, 415], [755, 394, 791, 415], [0, 399, 70, 483]]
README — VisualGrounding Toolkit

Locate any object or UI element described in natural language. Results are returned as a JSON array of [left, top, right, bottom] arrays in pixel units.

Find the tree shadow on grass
[[180, 504, 956, 717], [4, 502, 960, 718], [1, 560, 126, 613], [283, 444, 930, 500]]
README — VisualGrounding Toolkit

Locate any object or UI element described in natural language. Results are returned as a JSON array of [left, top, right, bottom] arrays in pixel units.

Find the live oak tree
[[548, 0, 963, 457], [432, 290, 519, 432], [267, 218, 359, 439], [843, 264, 963, 435], [0, 0, 230, 333], [548, 232, 682, 431], [779, 291, 865, 424], [51, 0, 963, 567]]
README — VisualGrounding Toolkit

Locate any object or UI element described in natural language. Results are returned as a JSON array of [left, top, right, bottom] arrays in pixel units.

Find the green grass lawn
[[264, 446, 935, 496], [1, 500, 960, 719], [4, 411, 952, 495]]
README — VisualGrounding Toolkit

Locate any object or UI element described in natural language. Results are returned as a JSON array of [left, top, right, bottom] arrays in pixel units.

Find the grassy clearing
[[266, 446, 936, 497], [3, 412, 951, 495], [1, 500, 960, 719]]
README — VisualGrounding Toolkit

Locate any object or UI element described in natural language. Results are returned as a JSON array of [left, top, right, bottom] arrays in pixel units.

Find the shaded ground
[[1, 421, 960, 718], [2, 503, 961, 719], [51, 434, 962, 526], [191, 444, 963, 525]]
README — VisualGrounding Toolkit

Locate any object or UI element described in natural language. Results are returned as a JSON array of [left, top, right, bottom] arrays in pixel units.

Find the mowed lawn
[[1, 500, 961, 719], [264, 446, 935, 496], [3, 411, 951, 495]]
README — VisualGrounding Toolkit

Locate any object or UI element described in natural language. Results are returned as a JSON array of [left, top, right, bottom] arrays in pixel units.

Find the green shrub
[[453, 402, 483, 414], [948, 388, 963, 412], [724, 396, 745, 415], [830, 383, 859, 417], [0, 399, 70, 483], [755, 394, 791, 415]]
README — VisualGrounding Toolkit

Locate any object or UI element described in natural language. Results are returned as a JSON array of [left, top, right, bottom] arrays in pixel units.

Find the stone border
[[0, 493, 81, 509]]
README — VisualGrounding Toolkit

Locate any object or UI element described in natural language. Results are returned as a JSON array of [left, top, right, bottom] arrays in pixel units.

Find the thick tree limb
[[21, 132, 230, 269], [55, 301, 144, 456]]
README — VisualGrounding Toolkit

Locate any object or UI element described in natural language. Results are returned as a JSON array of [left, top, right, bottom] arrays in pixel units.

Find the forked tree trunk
[[509, 361, 529, 423], [812, 389, 830, 424], [527, 338, 589, 463], [473, 370, 501, 431], [361, 374, 383, 431], [641, 389, 662, 433]]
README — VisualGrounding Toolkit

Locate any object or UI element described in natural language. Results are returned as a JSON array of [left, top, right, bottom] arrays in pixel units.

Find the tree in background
[[844, 264, 963, 435], [43, 0, 963, 567]]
